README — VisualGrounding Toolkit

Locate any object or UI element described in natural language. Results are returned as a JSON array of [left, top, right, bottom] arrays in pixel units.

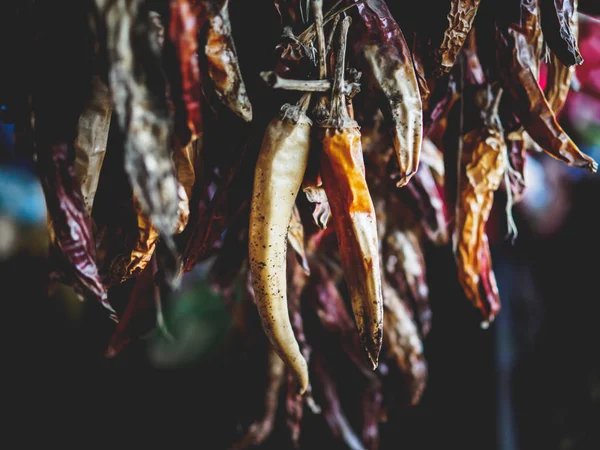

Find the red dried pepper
[[539, 0, 583, 66], [169, 0, 204, 140], [383, 230, 432, 339], [347, 0, 423, 187], [495, 0, 598, 172], [41, 142, 115, 321], [405, 139, 449, 246]]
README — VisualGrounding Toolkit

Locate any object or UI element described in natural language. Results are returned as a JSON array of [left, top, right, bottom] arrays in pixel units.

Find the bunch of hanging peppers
[[0, 0, 597, 448]]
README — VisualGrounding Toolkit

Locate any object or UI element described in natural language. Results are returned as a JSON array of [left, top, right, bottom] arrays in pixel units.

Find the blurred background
[[1, 14, 600, 450]]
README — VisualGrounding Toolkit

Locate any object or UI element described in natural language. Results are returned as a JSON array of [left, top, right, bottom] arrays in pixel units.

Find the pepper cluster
[[0, 0, 597, 448]]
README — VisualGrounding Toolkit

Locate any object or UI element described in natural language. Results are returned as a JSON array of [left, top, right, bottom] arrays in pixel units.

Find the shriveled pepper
[[453, 89, 505, 324], [169, 0, 204, 139], [347, 0, 423, 187], [101, 0, 181, 236], [249, 94, 312, 394], [74, 76, 112, 215], [432, 0, 481, 76], [41, 142, 116, 322], [495, 0, 598, 172], [319, 16, 384, 369], [204, 0, 253, 121]]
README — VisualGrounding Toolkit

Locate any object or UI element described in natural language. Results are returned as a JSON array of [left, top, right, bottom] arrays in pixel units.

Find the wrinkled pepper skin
[[495, 1, 598, 172], [539, 0, 582, 66], [544, 0, 579, 114], [169, 0, 205, 140], [454, 128, 505, 323], [320, 126, 384, 369], [204, 0, 253, 122], [74, 76, 112, 215], [249, 104, 311, 395], [433, 0, 481, 76], [381, 280, 427, 406], [101, 0, 181, 236], [347, 0, 423, 187], [41, 142, 116, 321]]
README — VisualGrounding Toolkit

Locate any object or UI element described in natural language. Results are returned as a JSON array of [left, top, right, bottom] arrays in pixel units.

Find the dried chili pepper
[[249, 94, 312, 394], [432, 0, 481, 76], [495, 0, 598, 172], [405, 139, 449, 246], [319, 16, 383, 369], [307, 259, 374, 378], [102, 0, 180, 236], [453, 88, 505, 323], [540, 0, 583, 66], [347, 0, 423, 187], [74, 76, 112, 215], [228, 347, 285, 450], [204, 0, 253, 121], [41, 142, 116, 321], [169, 0, 204, 140], [384, 230, 432, 339], [381, 280, 427, 405]]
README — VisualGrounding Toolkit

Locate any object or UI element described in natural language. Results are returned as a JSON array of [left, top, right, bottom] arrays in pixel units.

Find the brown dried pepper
[[347, 0, 423, 187], [249, 95, 312, 394], [454, 95, 505, 324], [540, 0, 582, 66], [495, 0, 598, 172], [74, 76, 112, 215], [432, 0, 481, 76], [204, 0, 253, 122], [102, 0, 181, 236], [319, 16, 383, 369]]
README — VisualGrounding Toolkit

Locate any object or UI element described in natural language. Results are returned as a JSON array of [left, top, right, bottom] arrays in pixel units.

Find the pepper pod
[[347, 0, 423, 187], [248, 93, 313, 395], [317, 16, 384, 369]]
